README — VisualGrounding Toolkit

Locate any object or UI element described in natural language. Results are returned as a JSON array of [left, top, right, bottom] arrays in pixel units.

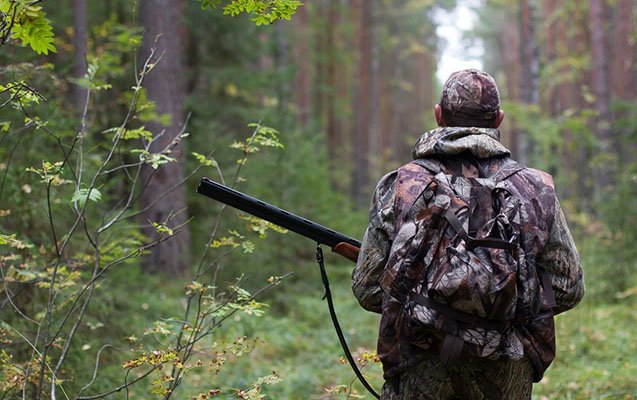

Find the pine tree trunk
[[72, 0, 88, 113], [139, 0, 191, 276], [518, 0, 539, 165], [611, 0, 635, 165], [543, 0, 557, 118], [352, 0, 372, 207], [326, 0, 343, 167], [573, 1, 593, 210], [291, 4, 311, 127], [588, 0, 614, 194], [612, 0, 634, 102]]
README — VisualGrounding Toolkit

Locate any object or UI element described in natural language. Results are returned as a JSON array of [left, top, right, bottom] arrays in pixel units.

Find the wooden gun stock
[[331, 242, 360, 263]]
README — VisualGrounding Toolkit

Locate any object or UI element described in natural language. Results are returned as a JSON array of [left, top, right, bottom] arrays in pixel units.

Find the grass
[[533, 298, 637, 400], [170, 251, 637, 400], [7, 235, 634, 399]]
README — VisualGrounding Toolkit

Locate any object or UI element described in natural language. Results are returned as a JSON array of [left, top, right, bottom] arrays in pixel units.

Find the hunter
[[352, 69, 585, 400]]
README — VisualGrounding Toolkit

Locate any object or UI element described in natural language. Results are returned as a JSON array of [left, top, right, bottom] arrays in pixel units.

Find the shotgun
[[196, 177, 361, 262]]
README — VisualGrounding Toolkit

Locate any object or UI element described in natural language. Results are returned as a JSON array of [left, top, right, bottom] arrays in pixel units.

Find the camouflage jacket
[[352, 127, 585, 398]]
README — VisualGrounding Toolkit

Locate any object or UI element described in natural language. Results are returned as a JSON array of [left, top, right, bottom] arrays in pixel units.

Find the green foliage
[[68, 59, 113, 91], [231, 123, 284, 165], [0, 7, 291, 393], [0, 0, 56, 54], [533, 298, 637, 399], [71, 187, 102, 207], [197, 0, 302, 25]]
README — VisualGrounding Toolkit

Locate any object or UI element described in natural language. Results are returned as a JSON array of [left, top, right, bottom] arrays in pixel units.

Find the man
[[352, 69, 585, 399]]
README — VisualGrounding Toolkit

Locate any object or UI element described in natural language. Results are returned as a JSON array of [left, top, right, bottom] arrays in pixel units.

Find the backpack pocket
[[425, 180, 521, 323]]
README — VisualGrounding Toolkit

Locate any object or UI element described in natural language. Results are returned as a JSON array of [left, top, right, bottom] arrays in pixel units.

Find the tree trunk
[[291, 4, 311, 127], [313, 0, 327, 127], [139, 0, 191, 276], [573, 1, 593, 211], [494, 9, 520, 154], [612, 0, 634, 102], [518, 0, 539, 164], [326, 0, 343, 168], [611, 0, 635, 165], [352, 0, 372, 207], [588, 0, 614, 194], [72, 0, 88, 114]]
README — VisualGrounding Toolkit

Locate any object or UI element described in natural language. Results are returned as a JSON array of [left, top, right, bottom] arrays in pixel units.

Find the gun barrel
[[196, 178, 361, 249]]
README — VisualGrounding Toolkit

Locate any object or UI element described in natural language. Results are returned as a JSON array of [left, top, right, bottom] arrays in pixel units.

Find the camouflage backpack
[[384, 157, 556, 368]]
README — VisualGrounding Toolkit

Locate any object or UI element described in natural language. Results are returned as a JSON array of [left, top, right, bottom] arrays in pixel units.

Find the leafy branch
[[0, 0, 56, 54], [197, 0, 302, 25]]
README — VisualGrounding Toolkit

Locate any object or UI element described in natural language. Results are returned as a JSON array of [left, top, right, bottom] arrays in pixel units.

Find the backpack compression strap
[[444, 209, 518, 251]]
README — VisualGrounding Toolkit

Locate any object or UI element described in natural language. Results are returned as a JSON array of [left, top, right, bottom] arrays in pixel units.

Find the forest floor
[[58, 235, 636, 399], [205, 265, 637, 400]]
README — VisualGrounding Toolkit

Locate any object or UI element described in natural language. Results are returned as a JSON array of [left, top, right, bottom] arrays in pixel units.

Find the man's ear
[[494, 109, 504, 128], [434, 104, 445, 127]]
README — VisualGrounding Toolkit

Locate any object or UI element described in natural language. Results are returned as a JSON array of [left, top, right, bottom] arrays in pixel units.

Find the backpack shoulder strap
[[411, 157, 446, 174], [492, 160, 527, 182]]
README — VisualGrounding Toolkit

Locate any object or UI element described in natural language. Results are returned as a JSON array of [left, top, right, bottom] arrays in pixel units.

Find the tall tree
[[326, 0, 344, 170], [72, 0, 88, 113], [611, 0, 635, 103], [139, 0, 191, 276], [518, 0, 538, 164], [352, 0, 373, 207], [588, 0, 614, 194], [291, 4, 311, 127], [611, 0, 635, 165]]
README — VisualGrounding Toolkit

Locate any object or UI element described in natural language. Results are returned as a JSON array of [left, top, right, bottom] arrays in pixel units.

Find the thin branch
[[194, 121, 263, 279], [76, 366, 158, 400], [0, 262, 39, 325], [0, 121, 35, 202], [50, 234, 174, 342], [53, 242, 101, 377], [3, 322, 70, 400], [0, 4, 19, 45], [35, 49, 160, 393], [164, 272, 292, 397], [76, 344, 118, 398], [97, 113, 193, 234]]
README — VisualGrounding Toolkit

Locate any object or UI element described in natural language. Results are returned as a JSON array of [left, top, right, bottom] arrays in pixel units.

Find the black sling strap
[[316, 244, 380, 399]]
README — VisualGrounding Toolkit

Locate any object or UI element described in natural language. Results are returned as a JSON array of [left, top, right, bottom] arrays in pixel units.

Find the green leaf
[[131, 150, 176, 169], [71, 188, 102, 207], [8, 5, 57, 55], [0, 233, 32, 249], [120, 126, 153, 140], [192, 152, 218, 167], [199, 0, 301, 25], [152, 222, 174, 236]]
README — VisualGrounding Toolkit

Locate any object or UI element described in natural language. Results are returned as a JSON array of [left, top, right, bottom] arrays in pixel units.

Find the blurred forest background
[[0, 0, 635, 398]]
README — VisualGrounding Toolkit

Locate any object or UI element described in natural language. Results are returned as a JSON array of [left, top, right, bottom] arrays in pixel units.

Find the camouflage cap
[[439, 69, 500, 121]]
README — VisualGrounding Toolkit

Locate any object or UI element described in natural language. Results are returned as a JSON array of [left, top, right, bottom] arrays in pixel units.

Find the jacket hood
[[412, 126, 510, 160]]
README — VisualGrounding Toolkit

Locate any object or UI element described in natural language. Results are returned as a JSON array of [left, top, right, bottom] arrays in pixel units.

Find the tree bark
[[139, 0, 191, 276], [611, 0, 635, 165], [588, 0, 614, 193], [326, 0, 343, 167], [72, 0, 88, 114], [352, 0, 372, 207], [518, 0, 539, 164], [611, 0, 634, 103], [291, 4, 311, 127], [573, 1, 593, 210], [496, 17, 520, 154]]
